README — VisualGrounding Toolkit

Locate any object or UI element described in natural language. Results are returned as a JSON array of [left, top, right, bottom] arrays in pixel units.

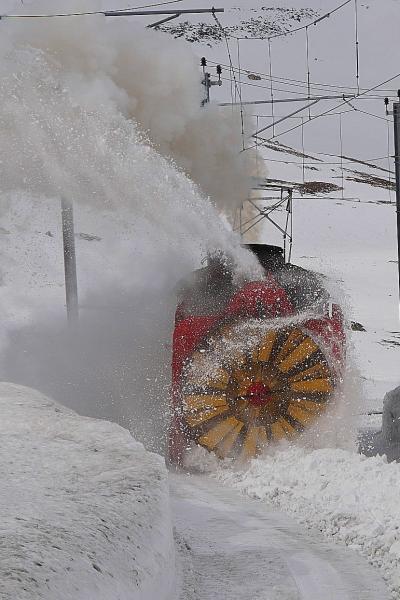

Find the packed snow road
[[171, 473, 389, 600]]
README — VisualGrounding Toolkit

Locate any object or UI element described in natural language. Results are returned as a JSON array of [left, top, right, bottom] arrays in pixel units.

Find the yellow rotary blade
[[289, 363, 330, 383], [228, 350, 247, 369], [184, 394, 227, 411], [216, 420, 244, 457], [240, 426, 266, 461], [287, 402, 318, 426], [278, 337, 319, 373], [270, 418, 298, 440], [218, 323, 236, 340], [232, 368, 249, 382], [199, 416, 241, 450], [275, 329, 305, 363], [185, 405, 229, 428], [291, 399, 326, 413], [257, 426, 269, 450], [270, 420, 288, 441], [253, 330, 277, 363], [185, 368, 230, 391], [188, 351, 207, 367], [290, 378, 333, 394]]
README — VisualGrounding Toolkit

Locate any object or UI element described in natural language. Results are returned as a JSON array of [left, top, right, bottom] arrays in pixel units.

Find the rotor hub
[[245, 382, 273, 407]]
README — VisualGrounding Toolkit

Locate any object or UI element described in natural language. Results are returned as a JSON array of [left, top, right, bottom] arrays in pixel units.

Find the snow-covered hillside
[[0, 382, 176, 600]]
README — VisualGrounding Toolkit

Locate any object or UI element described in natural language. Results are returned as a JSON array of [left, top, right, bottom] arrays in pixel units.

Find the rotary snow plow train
[[169, 244, 345, 465]]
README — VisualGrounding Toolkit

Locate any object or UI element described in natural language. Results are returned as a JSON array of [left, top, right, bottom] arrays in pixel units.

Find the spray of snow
[[0, 4, 263, 451], [0, 1, 259, 214], [0, 2, 361, 458]]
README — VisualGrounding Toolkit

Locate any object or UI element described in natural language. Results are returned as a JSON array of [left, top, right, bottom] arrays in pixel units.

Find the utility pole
[[201, 58, 222, 106], [385, 93, 400, 313], [61, 198, 79, 325]]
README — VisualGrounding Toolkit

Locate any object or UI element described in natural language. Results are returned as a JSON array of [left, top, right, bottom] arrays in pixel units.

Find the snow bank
[[215, 447, 400, 599], [0, 382, 176, 600]]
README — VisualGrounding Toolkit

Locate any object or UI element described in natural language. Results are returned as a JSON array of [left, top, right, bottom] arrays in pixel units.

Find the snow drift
[[0, 382, 176, 600]]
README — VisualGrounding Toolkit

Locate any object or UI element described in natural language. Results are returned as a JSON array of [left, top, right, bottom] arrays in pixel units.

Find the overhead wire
[[251, 70, 400, 147], [267, 39, 275, 135], [339, 113, 344, 198], [301, 116, 305, 182], [251, 109, 355, 118], [387, 120, 393, 202], [255, 156, 394, 170], [343, 98, 390, 122], [354, 0, 360, 94], [0, 0, 185, 18], [305, 26, 311, 119], [217, 73, 393, 101], [212, 10, 245, 149], [207, 60, 400, 97]]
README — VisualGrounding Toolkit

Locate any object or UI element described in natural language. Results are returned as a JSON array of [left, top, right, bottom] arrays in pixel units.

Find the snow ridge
[[0, 383, 176, 600]]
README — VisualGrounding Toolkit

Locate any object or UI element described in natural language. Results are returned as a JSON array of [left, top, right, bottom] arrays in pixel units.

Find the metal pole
[[61, 198, 79, 325], [393, 102, 400, 313]]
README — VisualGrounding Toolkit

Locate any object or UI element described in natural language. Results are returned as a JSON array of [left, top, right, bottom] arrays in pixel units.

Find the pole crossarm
[[219, 94, 356, 107], [147, 13, 180, 27], [104, 8, 224, 16], [251, 99, 321, 138]]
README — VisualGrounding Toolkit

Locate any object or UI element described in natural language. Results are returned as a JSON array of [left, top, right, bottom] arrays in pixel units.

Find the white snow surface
[[171, 472, 389, 600], [213, 446, 400, 599], [0, 382, 176, 600]]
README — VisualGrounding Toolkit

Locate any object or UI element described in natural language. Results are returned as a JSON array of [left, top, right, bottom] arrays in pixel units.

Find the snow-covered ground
[[0, 382, 176, 600], [214, 446, 400, 599], [171, 472, 389, 600]]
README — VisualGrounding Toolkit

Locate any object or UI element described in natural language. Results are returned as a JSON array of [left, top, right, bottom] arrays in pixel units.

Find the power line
[[212, 11, 245, 149], [256, 156, 394, 169], [228, 71, 394, 100], [343, 98, 390, 122], [254, 71, 400, 146], [0, 0, 186, 18], [208, 60, 400, 97], [354, 0, 360, 94], [218, 73, 394, 102], [267, 38, 275, 135], [251, 109, 355, 118]]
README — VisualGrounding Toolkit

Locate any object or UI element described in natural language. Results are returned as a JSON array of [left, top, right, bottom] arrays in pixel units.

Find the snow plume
[[0, 2, 258, 214], [0, 7, 261, 451]]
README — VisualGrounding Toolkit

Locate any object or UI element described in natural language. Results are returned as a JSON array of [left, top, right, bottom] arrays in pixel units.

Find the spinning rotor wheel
[[181, 322, 335, 462]]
